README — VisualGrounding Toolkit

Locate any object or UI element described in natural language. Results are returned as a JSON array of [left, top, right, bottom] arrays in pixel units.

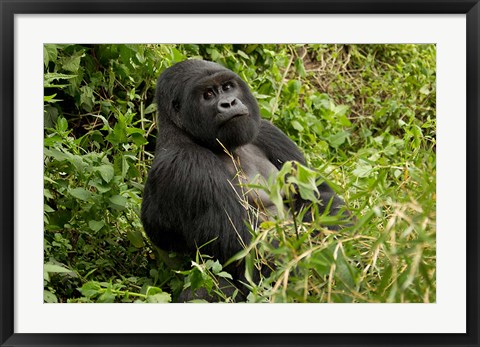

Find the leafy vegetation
[[44, 44, 436, 303]]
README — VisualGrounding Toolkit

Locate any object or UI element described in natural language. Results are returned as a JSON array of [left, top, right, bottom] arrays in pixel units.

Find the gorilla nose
[[218, 97, 237, 110]]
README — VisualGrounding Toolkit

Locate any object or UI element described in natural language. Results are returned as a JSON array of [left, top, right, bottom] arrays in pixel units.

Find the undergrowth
[[44, 44, 436, 303]]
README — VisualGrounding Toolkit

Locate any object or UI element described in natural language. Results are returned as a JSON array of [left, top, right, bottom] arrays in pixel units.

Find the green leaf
[[236, 50, 249, 60], [44, 72, 77, 86], [296, 165, 319, 202], [44, 204, 55, 212], [61, 51, 84, 72], [188, 269, 205, 290], [146, 292, 172, 303], [291, 120, 304, 132], [56, 117, 68, 133], [352, 163, 373, 178], [287, 80, 301, 94], [327, 131, 350, 148], [310, 93, 330, 110], [106, 115, 128, 145], [419, 84, 430, 95], [43, 44, 57, 67], [209, 49, 221, 61], [69, 187, 92, 201], [44, 290, 58, 303], [79, 281, 101, 298], [131, 133, 148, 146], [44, 94, 62, 103], [89, 179, 112, 194], [294, 58, 306, 78], [92, 115, 111, 130], [44, 264, 72, 273], [98, 289, 116, 303], [144, 103, 157, 114], [96, 165, 114, 183], [79, 85, 95, 112], [109, 195, 127, 210], [44, 106, 59, 128], [217, 271, 233, 280], [333, 104, 350, 118], [127, 229, 145, 248], [210, 260, 222, 274], [244, 44, 258, 54], [88, 220, 105, 232], [244, 253, 254, 284], [171, 48, 186, 62]]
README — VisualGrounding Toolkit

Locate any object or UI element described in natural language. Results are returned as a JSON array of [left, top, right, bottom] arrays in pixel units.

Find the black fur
[[141, 60, 346, 300]]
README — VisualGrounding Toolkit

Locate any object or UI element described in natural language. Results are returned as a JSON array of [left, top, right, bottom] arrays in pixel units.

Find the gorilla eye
[[203, 89, 214, 100], [222, 82, 234, 91]]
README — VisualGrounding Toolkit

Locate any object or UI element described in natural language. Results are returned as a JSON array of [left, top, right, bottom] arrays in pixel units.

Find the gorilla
[[141, 59, 347, 301]]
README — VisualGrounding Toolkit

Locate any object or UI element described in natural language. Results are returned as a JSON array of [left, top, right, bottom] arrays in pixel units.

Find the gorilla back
[[141, 60, 346, 291]]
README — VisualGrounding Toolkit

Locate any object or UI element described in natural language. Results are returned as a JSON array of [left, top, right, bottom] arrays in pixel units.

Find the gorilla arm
[[252, 120, 346, 220], [252, 120, 307, 168]]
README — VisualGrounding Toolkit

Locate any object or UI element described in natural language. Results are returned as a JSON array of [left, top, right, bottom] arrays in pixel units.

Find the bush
[[44, 44, 436, 303]]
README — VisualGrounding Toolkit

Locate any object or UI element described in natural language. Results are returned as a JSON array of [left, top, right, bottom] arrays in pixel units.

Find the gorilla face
[[155, 60, 261, 151]]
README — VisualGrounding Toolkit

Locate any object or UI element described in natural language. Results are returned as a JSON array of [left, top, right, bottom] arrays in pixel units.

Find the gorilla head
[[155, 59, 261, 151]]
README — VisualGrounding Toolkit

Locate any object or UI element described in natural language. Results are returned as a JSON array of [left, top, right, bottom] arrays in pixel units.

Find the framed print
[[1, 0, 479, 346]]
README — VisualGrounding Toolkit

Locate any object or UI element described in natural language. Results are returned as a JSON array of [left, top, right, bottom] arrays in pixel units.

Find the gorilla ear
[[172, 99, 181, 112]]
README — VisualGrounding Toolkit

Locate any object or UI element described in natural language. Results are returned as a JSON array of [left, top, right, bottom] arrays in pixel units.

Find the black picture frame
[[1, 1, 479, 346]]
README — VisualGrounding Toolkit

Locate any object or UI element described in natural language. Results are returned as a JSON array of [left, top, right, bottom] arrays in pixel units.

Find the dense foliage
[[44, 44, 436, 303]]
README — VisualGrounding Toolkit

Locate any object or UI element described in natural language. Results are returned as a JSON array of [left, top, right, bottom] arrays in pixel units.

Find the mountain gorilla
[[141, 59, 347, 301]]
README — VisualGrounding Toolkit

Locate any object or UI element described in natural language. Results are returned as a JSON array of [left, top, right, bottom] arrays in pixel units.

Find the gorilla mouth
[[220, 113, 249, 126], [230, 113, 248, 120]]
